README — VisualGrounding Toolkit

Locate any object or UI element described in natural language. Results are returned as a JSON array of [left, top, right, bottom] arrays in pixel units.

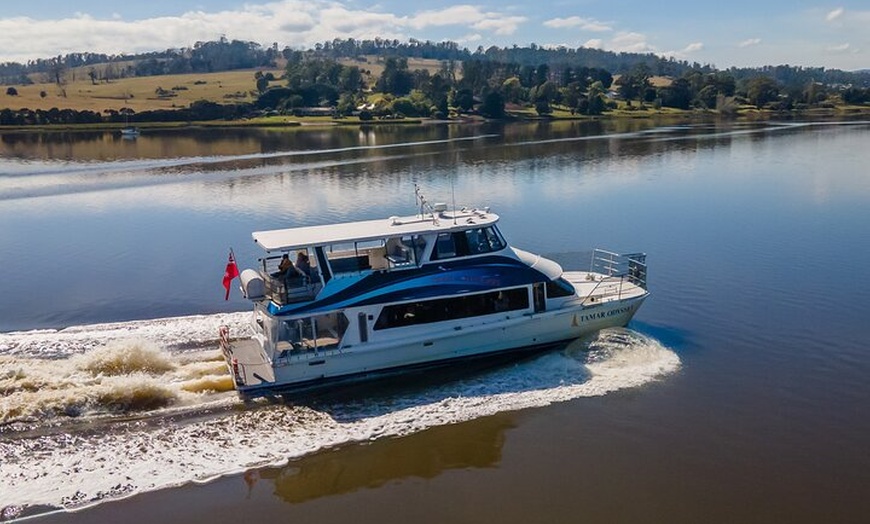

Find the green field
[[1, 56, 450, 114], [2, 68, 283, 113]]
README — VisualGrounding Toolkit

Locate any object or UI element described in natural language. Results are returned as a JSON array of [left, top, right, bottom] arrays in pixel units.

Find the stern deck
[[219, 330, 275, 388]]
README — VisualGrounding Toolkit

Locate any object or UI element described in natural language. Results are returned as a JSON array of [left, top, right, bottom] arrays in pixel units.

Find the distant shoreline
[[1, 106, 868, 133]]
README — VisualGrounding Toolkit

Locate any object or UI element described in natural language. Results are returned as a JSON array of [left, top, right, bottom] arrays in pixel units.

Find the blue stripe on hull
[[269, 255, 548, 316]]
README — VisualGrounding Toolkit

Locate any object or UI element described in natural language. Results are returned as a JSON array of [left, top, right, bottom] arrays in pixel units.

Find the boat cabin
[[240, 207, 507, 306]]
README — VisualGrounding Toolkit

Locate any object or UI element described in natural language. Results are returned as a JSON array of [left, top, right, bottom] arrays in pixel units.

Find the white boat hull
[[225, 294, 645, 395]]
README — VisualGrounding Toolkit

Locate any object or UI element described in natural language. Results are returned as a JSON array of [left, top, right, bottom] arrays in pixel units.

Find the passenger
[[295, 251, 312, 276], [276, 254, 294, 277]]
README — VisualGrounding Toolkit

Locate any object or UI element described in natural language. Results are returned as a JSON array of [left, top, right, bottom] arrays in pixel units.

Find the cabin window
[[432, 227, 506, 260], [479, 226, 506, 252], [385, 236, 420, 268], [546, 278, 575, 298], [373, 287, 529, 330], [278, 312, 349, 353], [326, 240, 381, 274], [432, 232, 456, 260]]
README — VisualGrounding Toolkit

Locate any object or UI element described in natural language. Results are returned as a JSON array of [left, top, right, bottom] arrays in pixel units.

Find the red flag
[[222, 250, 240, 300]]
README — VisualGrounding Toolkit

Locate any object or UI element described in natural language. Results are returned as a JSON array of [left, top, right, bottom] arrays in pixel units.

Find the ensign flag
[[222, 250, 240, 300]]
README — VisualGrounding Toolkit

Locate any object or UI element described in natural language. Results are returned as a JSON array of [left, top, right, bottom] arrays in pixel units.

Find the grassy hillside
[[2, 68, 283, 113], [1, 56, 449, 114]]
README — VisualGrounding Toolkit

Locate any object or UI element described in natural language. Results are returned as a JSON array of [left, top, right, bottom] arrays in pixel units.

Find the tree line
[[2, 37, 870, 126], [4, 36, 869, 88], [255, 53, 870, 121]]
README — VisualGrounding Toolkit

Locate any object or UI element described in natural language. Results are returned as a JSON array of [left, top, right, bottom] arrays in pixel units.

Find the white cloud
[[458, 33, 483, 44], [739, 38, 761, 48], [471, 16, 526, 36], [660, 42, 704, 61], [826, 8, 844, 22], [608, 32, 656, 53], [578, 32, 656, 54], [0, 0, 527, 62], [825, 43, 852, 53], [543, 16, 612, 32], [408, 6, 486, 29]]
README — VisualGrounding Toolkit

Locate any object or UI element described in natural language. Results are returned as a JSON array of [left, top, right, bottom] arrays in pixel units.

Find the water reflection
[[253, 414, 512, 504], [1, 118, 868, 333]]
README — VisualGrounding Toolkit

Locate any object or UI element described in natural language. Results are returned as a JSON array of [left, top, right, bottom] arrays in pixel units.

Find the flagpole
[[223, 247, 240, 300]]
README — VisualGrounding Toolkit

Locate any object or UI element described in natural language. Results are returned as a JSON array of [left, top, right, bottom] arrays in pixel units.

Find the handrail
[[589, 249, 647, 289], [581, 249, 647, 303]]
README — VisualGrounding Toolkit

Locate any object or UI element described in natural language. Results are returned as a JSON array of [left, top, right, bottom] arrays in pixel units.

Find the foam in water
[[0, 317, 679, 518], [0, 312, 251, 358], [0, 337, 234, 425]]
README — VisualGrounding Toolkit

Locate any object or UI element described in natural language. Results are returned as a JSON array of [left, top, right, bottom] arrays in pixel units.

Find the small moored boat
[[120, 127, 140, 138], [220, 189, 648, 395]]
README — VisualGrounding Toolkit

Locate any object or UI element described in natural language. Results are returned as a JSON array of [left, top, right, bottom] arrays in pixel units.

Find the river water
[[1, 118, 869, 522]]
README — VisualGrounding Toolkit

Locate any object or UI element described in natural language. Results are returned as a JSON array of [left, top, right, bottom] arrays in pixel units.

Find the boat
[[120, 126, 140, 138], [219, 188, 648, 396]]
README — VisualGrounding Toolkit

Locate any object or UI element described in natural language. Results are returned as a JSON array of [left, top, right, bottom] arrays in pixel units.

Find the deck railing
[[263, 274, 320, 305], [590, 249, 647, 288], [581, 249, 648, 303]]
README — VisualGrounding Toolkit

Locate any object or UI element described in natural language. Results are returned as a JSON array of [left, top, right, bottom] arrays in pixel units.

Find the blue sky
[[0, 1, 867, 70]]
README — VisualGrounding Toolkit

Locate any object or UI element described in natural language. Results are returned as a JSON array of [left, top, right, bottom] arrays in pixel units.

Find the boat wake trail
[[0, 317, 679, 519], [0, 340, 234, 426]]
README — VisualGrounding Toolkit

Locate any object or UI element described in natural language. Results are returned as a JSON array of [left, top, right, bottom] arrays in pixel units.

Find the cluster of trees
[[0, 38, 280, 85], [248, 38, 870, 120], [610, 65, 867, 112], [132, 38, 280, 77], [312, 38, 467, 61], [254, 47, 870, 120], [254, 53, 617, 119], [842, 87, 870, 105], [0, 107, 103, 125], [0, 100, 252, 126]]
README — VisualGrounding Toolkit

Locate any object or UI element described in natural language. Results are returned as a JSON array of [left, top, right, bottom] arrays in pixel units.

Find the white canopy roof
[[253, 210, 499, 252]]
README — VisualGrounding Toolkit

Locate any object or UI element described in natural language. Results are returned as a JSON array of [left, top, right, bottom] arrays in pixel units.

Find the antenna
[[414, 183, 438, 225]]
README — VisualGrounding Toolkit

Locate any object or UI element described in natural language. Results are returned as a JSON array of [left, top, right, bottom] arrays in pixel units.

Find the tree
[[255, 72, 269, 94], [502, 76, 524, 104], [336, 93, 357, 117], [376, 57, 413, 96], [616, 64, 651, 104], [658, 78, 692, 109], [560, 81, 584, 111], [479, 91, 505, 118], [6, 87, 18, 96], [48, 58, 68, 98], [533, 80, 559, 105], [452, 87, 474, 113], [584, 81, 607, 115], [746, 76, 780, 108]]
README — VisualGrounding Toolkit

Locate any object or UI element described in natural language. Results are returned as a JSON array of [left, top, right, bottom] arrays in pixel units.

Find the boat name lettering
[[580, 305, 632, 322]]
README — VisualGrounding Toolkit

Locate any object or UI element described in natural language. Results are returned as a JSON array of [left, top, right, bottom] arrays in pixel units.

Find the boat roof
[[253, 209, 500, 252]]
